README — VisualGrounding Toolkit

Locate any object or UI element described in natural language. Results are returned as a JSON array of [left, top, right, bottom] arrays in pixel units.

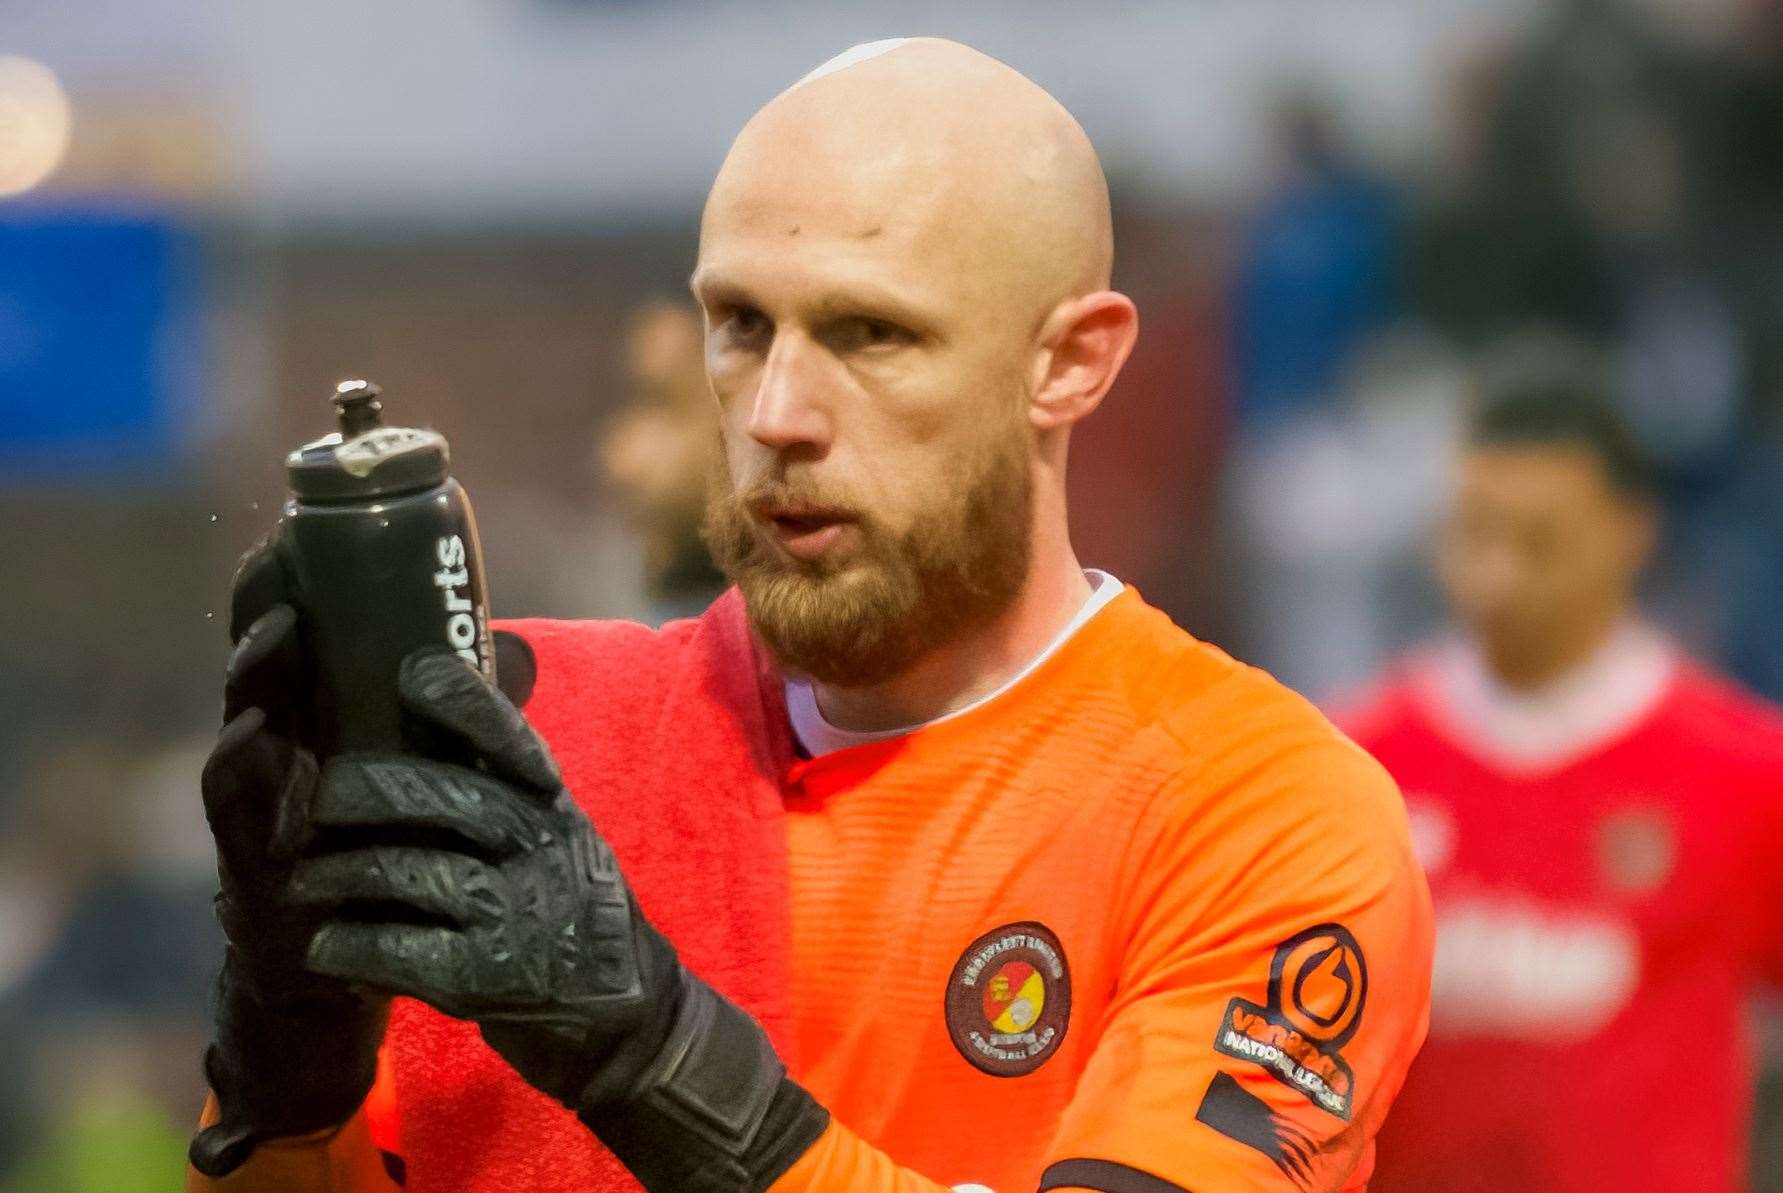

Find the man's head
[[1438, 349, 1659, 688], [693, 38, 1137, 686]]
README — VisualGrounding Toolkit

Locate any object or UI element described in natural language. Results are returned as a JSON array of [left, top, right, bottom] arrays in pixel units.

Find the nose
[[745, 331, 833, 455], [1455, 540, 1525, 622]]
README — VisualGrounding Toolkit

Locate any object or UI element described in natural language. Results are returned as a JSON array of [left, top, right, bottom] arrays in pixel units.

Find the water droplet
[[249, 502, 259, 512], [208, 513, 219, 523], [205, 611, 215, 620]]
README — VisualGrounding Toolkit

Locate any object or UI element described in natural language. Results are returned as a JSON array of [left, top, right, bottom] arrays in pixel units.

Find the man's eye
[[862, 319, 903, 345], [837, 317, 913, 353], [719, 307, 771, 348]]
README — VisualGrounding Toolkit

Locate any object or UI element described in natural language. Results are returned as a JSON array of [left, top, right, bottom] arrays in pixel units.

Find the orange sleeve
[[1040, 731, 1433, 1193], [184, 1049, 402, 1193], [183, 1097, 399, 1193], [768, 1120, 954, 1193]]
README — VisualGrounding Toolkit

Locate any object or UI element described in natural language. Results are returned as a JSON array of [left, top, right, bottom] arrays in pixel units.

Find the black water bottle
[[278, 379, 494, 756]]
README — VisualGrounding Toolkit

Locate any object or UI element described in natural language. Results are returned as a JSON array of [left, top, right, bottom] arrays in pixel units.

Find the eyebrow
[[686, 268, 749, 308]]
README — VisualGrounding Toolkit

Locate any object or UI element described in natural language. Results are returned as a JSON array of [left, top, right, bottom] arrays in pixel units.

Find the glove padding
[[189, 544, 388, 1177], [295, 649, 829, 1192], [294, 647, 673, 1105]]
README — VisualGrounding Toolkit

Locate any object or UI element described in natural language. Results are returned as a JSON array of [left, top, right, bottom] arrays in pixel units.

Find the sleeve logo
[[1212, 923, 1367, 1119]]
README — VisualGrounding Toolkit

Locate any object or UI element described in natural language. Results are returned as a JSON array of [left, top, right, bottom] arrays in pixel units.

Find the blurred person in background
[[599, 300, 727, 623], [1231, 89, 1400, 438], [1228, 331, 1462, 701], [1336, 345, 1783, 1192], [1226, 88, 1411, 698], [1408, 0, 1783, 702]]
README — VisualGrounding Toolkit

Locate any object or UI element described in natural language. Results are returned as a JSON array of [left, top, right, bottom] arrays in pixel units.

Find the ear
[[1027, 291, 1140, 432]]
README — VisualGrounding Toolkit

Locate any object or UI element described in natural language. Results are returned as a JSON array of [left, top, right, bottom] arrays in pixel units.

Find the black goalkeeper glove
[[291, 648, 829, 1193], [188, 544, 389, 1178]]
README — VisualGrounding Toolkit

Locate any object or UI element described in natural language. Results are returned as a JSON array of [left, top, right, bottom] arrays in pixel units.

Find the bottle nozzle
[[333, 380, 384, 438]]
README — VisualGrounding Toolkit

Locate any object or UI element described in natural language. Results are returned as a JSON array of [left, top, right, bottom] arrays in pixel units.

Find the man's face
[[693, 185, 1035, 686], [1438, 443, 1654, 675]]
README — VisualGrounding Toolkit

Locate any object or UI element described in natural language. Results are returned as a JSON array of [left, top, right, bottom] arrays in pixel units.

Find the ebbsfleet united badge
[[945, 921, 1071, 1077]]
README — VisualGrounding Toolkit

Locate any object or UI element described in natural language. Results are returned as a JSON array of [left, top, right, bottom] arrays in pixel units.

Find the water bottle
[[278, 379, 493, 756]]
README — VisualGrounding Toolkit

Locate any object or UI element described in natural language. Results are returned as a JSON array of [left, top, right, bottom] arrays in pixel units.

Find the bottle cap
[[286, 379, 450, 501]]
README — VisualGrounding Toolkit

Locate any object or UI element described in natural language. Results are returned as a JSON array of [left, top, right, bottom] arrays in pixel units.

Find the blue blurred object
[[1233, 152, 1400, 430], [0, 204, 205, 481]]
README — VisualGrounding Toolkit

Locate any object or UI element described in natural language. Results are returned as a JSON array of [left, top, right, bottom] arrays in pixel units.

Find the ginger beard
[[703, 410, 1035, 689]]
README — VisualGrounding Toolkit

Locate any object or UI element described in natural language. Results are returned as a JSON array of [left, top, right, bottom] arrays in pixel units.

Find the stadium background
[[2, 0, 1781, 1186]]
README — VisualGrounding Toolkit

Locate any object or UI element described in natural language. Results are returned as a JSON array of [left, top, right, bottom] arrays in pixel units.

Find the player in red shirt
[[1337, 352, 1783, 1192]]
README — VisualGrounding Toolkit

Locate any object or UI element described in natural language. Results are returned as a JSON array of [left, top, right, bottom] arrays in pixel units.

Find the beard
[[702, 424, 1034, 688]]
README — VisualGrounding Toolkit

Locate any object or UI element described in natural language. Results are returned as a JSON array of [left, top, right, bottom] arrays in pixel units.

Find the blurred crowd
[[4, 0, 1783, 1187], [1229, 0, 1783, 701]]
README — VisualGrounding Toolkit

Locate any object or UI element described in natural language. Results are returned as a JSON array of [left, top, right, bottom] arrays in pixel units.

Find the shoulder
[[1098, 594, 1413, 755], [496, 588, 743, 674], [1107, 598, 1400, 803], [1656, 660, 1783, 766], [1163, 666, 1410, 873], [490, 590, 793, 819], [492, 589, 761, 729], [1323, 660, 1429, 750], [1104, 600, 1418, 895], [1666, 662, 1783, 732], [1104, 620, 1432, 1004], [495, 613, 688, 684]]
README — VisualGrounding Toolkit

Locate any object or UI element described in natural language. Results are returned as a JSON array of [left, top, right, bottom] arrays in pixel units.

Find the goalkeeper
[[188, 38, 1431, 1193]]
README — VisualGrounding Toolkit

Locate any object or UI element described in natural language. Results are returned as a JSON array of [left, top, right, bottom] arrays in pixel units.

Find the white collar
[[1415, 619, 1677, 773], [787, 570, 1125, 758]]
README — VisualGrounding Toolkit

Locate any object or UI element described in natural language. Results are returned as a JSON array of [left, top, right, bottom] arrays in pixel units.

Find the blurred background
[[3, 0, 1782, 1187]]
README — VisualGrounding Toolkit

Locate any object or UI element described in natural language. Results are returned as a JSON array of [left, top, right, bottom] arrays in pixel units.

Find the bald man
[[187, 40, 1430, 1193]]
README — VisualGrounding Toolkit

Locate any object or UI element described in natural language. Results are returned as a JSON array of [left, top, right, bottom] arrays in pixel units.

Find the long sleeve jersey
[[190, 587, 1432, 1193]]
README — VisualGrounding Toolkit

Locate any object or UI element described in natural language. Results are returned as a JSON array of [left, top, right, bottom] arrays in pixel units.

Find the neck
[[1481, 601, 1630, 693], [813, 531, 1091, 733]]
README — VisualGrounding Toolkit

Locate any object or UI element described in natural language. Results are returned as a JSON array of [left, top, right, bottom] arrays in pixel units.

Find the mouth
[[754, 502, 859, 562]]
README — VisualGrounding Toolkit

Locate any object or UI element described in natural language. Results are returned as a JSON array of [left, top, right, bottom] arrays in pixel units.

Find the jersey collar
[[1411, 619, 1678, 774], [784, 570, 1126, 760]]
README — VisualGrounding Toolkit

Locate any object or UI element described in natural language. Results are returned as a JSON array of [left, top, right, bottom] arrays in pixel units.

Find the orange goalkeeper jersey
[[768, 587, 1430, 1193], [190, 587, 1430, 1193]]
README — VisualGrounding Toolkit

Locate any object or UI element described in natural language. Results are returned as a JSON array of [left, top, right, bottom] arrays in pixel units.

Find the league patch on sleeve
[[1211, 923, 1366, 1119]]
